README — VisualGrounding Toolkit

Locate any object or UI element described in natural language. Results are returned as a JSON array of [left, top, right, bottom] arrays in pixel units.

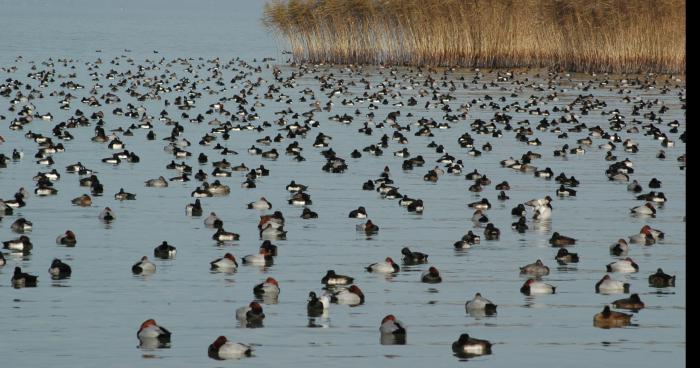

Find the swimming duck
[[421, 267, 442, 283], [132, 256, 156, 275], [465, 293, 497, 315], [56, 230, 76, 246], [407, 199, 424, 213], [212, 226, 240, 242], [3, 235, 32, 252], [606, 258, 639, 273], [609, 239, 629, 256], [520, 279, 556, 295], [520, 259, 550, 276], [330, 285, 365, 305], [137, 319, 171, 347], [98, 207, 115, 221], [11, 218, 33, 233], [472, 209, 489, 223], [286, 180, 308, 192], [593, 306, 632, 328], [556, 185, 576, 197], [242, 248, 274, 266], [630, 202, 656, 216], [468, 198, 491, 210], [153, 241, 177, 259], [247, 197, 272, 210], [648, 177, 662, 188], [301, 208, 319, 219], [532, 203, 552, 221], [452, 333, 492, 356], [208, 336, 252, 360], [636, 191, 666, 203], [12, 267, 38, 287], [484, 223, 500, 240], [366, 257, 399, 274], [648, 268, 675, 287], [357, 220, 379, 234], [145, 176, 168, 187], [511, 204, 526, 217], [549, 232, 576, 246], [511, 216, 528, 233], [628, 225, 655, 245], [48, 258, 72, 279], [210, 253, 238, 271], [114, 188, 136, 200], [612, 293, 645, 310], [379, 314, 406, 341], [307, 291, 328, 316], [555, 248, 579, 264], [322, 270, 354, 285], [204, 212, 221, 228], [186, 199, 203, 216], [401, 247, 428, 264], [595, 275, 629, 294], [253, 277, 280, 298], [348, 206, 367, 218], [3, 192, 25, 208], [627, 180, 642, 192], [236, 301, 265, 327], [495, 181, 510, 190]]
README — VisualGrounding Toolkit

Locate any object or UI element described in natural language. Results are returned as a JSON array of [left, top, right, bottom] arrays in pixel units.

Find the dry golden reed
[[263, 0, 685, 74]]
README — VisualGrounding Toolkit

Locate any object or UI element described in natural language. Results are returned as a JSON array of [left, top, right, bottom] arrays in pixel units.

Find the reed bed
[[262, 0, 685, 74]]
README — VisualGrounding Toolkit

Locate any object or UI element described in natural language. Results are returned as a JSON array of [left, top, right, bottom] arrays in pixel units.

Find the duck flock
[[0, 55, 685, 363]]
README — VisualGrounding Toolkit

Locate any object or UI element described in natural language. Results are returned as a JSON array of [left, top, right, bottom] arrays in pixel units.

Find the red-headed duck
[[366, 257, 399, 274], [208, 336, 252, 359]]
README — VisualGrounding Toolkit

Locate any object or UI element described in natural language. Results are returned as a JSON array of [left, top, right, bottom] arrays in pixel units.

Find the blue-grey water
[[0, 1, 685, 367]]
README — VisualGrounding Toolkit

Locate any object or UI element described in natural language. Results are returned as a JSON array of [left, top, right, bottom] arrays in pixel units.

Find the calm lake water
[[0, 1, 685, 367]]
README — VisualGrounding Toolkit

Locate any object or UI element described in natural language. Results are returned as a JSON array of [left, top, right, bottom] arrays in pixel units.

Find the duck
[[609, 239, 629, 256], [212, 226, 240, 242], [204, 212, 221, 228], [401, 247, 428, 264], [468, 198, 491, 210], [357, 220, 379, 234], [3, 193, 25, 208], [98, 207, 116, 221], [153, 241, 177, 259], [307, 291, 328, 316], [549, 232, 576, 246], [593, 306, 632, 328], [208, 336, 253, 360], [12, 267, 38, 287], [301, 208, 319, 219], [555, 248, 579, 264], [532, 203, 552, 221], [520, 259, 550, 276], [145, 176, 168, 187], [520, 279, 556, 295], [366, 257, 399, 274], [465, 293, 497, 315], [258, 240, 278, 257], [636, 191, 666, 203], [627, 180, 642, 192], [379, 314, 406, 337], [628, 225, 656, 245], [612, 293, 645, 310], [3, 235, 32, 252], [0, 252, 5, 266], [348, 206, 368, 218], [556, 185, 576, 197], [242, 248, 274, 266], [605, 257, 639, 273], [253, 277, 280, 297], [330, 285, 365, 305], [288, 191, 312, 206], [247, 197, 272, 210], [452, 333, 492, 356], [511, 216, 528, 233], [114, 188, 136, 200], [137, 319, 171, 347], [595, 275, 629, 294], [630, 202, 656, 216], [648, 177, 662, 188], [48, 258, 72, 279], [495, 181, 510, 190], [259, 222, 287, 240], [407, 199, 424, 213], [11, 218, 33, 233], [421, 267, 442, 283], [511, 204, 526, 217], [483, 223, 500, 240], [56, 230, 77, 246], [285, 180, 308, 193], [132, 256, 156, 275], [648, 268, 675, 287], [210, 253, 238, 271], [235, 301, 265, 326], [186, 199, 203, 216], [471, 209, 489, 223], [321, 270, 354, 285]]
